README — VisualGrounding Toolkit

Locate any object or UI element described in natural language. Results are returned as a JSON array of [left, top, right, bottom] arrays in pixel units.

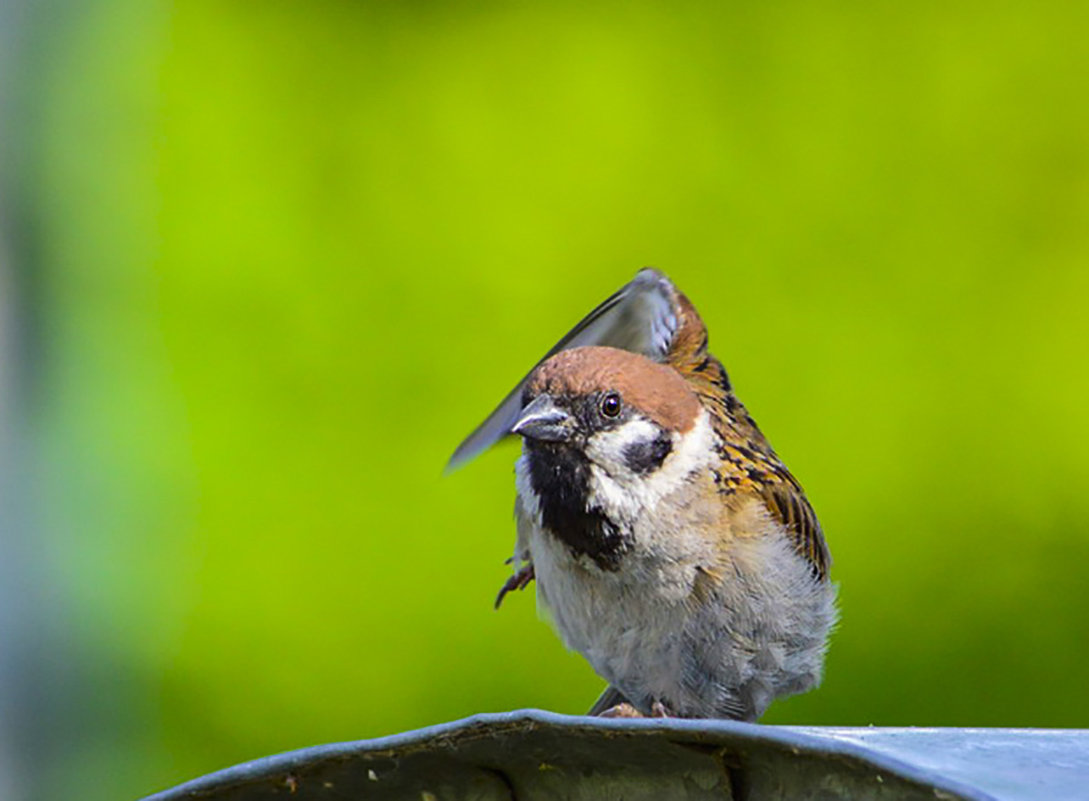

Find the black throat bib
[[525, 442, 630, 571]]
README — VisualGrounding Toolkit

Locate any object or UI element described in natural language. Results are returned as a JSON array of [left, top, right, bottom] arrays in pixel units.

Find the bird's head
[[513, 346, 714, 536]]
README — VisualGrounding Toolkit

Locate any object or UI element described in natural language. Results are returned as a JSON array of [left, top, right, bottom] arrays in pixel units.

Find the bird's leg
[[494, 563, 535, 609], [650, 700, 671, 718]]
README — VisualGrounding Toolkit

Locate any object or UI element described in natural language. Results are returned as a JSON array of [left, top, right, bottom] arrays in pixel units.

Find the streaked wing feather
[[447, 269, 678, 470], [761, 478, 831, 580]]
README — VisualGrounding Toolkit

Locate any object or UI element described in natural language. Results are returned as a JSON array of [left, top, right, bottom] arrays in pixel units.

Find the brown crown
[[527, 346, 702, 433]]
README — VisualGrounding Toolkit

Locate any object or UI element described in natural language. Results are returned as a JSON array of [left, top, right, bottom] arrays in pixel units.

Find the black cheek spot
[[622, 432, 673, 475]]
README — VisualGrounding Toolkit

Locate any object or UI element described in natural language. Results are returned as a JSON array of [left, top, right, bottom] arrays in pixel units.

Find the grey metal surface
[[142, 711, 1089, 801]]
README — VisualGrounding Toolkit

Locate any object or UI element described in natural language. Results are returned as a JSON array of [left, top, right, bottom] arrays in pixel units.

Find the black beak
[[511, 395, 573, 442]]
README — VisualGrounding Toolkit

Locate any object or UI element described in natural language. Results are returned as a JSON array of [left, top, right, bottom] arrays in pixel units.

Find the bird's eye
[[600, 392, 622, 419]]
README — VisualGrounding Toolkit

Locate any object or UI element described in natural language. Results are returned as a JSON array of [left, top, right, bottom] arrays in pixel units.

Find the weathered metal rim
[[142, 709, 997, 801]]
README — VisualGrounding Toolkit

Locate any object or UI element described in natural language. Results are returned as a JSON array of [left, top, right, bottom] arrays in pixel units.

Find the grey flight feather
[[446, 269, 680, 471]]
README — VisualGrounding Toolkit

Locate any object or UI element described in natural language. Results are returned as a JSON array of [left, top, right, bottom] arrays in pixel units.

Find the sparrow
[[449, 269, 836, 721]]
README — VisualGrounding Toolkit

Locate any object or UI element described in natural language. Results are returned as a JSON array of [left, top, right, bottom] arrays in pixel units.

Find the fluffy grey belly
[[526, 523, 837, 721]]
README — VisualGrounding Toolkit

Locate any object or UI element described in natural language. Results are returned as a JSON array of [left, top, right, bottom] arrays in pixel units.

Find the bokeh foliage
[[10, 0, 1089, 799]]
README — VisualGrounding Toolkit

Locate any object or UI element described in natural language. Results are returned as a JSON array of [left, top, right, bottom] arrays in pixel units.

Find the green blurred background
[[2, 1, 1088, 799]]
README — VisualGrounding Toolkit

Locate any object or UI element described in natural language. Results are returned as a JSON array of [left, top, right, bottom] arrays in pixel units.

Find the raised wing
[[447, 269, 684, 471]]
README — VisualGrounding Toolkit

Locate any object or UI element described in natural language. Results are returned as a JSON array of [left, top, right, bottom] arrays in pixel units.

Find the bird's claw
[[494, 564, 535, 609], [598, 700, 672, 718], [598, 703, 643, 718]]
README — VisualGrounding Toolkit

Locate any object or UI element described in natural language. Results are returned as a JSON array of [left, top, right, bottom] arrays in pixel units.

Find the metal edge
[[141, 710, 999, 801]]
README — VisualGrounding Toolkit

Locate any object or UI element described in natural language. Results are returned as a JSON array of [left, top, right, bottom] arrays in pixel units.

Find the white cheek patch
[[584, 418, 663, 476], [587, 411, 716, 526]]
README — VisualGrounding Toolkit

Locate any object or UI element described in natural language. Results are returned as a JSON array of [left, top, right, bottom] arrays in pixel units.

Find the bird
[[448, 269, 836, 721]]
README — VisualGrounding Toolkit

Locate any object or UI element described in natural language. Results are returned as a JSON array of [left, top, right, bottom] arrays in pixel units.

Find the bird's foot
[[597, 703, 644, 718], [598, 700, 672, 719], [494, 564, 535, 609]]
